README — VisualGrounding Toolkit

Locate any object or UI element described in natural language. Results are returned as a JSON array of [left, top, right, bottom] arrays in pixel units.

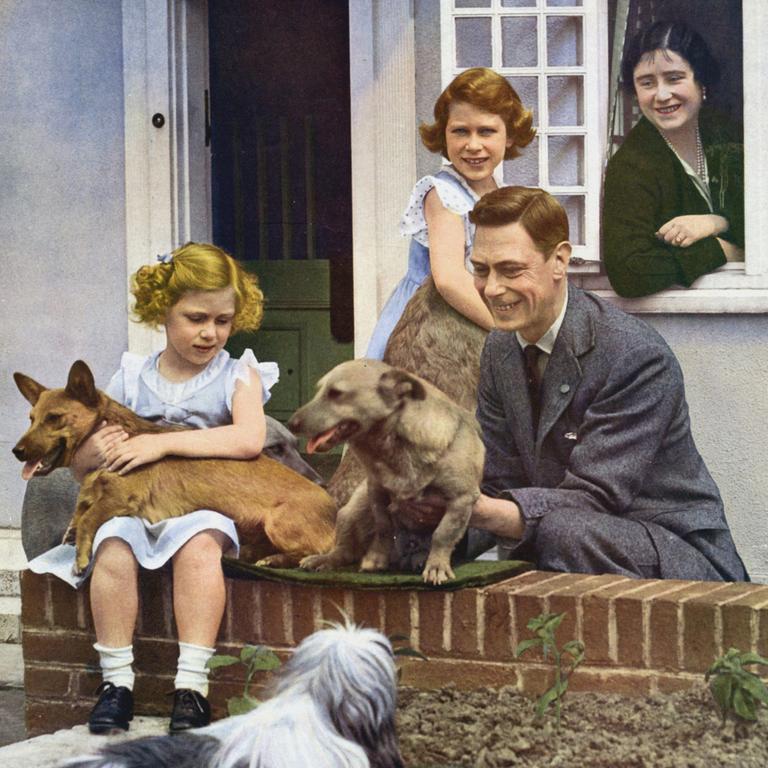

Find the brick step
[[20, 569, 768, 737]]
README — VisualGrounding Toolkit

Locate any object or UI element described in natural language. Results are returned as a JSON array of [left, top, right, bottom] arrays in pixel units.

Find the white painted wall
[[0, 0, 128, 527]]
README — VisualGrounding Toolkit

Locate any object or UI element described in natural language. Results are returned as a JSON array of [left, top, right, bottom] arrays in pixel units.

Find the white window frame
[[440, 0, 608, 265], [442, 0, 768, 313]]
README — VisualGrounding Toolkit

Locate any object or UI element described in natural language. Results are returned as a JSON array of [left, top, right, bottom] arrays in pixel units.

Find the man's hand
[[70, 422, 129, 482], [397, 492, 447, 530], [656, 214, 728, 248], [105, 433, 167, 475]]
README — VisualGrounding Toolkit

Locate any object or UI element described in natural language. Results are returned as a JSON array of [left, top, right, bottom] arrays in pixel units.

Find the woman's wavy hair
[[469, 186, 569, 257], [420, 67, 536, 161], [131, 242, 264, 332], [621, 20, 721, 95]]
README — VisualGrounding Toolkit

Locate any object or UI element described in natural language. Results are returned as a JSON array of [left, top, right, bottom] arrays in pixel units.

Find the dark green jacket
[[602, 110, 744, 298]]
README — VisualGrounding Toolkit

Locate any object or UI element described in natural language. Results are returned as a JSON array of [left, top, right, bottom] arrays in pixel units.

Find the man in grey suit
[[460, 186, 747, 581]]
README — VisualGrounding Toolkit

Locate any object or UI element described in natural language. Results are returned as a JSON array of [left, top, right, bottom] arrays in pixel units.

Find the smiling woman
[[602, 19, 744, 298]]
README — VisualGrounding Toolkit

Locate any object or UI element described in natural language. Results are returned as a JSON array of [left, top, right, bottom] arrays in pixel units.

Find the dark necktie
[[523, 344, 543, 428]]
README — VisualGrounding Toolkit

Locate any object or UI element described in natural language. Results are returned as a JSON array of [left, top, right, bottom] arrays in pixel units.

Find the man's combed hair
[[420, 67, 536, 161], [131, 242, 264, 332], [621, 20, 721, 95], [469, 186, 569, 257]]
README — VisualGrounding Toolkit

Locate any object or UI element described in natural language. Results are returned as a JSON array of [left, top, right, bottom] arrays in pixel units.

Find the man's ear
[[13, 373, 47, 405], [552, 241, 572, 279], [64, 360, 100, 408], [378, 368, 427, 408]]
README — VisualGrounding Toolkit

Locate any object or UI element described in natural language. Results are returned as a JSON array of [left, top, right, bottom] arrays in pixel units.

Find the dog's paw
[[61, 524, 77, 546], [299, 553, 337, 571], [256, 554, 297, 569], [359, 552, 388, 572], [422, 558, 454, 586]]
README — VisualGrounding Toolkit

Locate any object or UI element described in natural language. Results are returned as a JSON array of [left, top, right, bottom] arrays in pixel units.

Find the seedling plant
[[207, 644, 282, 715], [515, 611, 584, 728], [705, 647, 768, 727]]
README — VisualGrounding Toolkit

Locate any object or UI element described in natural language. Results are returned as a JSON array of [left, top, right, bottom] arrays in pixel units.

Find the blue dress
[[365, 166, 479, 360], [27, 349, 279, 588]]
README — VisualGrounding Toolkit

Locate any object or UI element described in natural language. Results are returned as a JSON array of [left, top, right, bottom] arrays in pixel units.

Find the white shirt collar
[[516, 289, 569, 355]]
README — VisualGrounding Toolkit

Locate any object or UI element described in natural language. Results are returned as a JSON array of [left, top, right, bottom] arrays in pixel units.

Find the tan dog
[[327, 277, 487, 509], [288, 359, 484, 584], [13, 360, 336, 573]]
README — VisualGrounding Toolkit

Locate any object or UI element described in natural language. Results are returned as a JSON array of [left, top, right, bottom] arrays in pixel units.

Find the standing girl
[[365, 67, 535, 359], [29, 242, 277, 734]]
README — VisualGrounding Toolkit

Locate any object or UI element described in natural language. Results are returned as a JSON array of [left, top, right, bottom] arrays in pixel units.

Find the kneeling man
[[465, 187, 747, 581]]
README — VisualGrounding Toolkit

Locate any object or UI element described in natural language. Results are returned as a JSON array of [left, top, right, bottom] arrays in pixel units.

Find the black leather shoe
[[88, 682, 134, 734], [169, 689, 211, 733]]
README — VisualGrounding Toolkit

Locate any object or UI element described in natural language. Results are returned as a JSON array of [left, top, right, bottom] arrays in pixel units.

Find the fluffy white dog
[[62, 622, 404, 768]]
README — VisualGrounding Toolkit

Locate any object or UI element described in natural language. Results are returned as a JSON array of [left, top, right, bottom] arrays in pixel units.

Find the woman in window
[[602, 20, 744, 298]]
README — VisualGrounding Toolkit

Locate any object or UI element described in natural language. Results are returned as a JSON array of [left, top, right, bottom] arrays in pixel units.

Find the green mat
[[222, 557, 533, 591]]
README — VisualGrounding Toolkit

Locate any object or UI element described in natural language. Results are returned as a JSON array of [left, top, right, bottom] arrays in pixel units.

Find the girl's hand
[[71, 422, 129, 481], [105, 433, 167, 475], [656, 214, 728, 248]]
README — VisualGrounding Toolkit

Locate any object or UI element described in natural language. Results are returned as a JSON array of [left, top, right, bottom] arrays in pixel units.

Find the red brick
[[351, 590, 382, 632], [134, 636, 177, 675], [24, 666, 72, 697], [317, 587, 349, 625], [258, 582, 290, 645], [516, 665, 556, 696], [450, 589, 479, 658], [399, 658, 519, 690], [21, 571, 50, 627], [288, 586, 319, 643], [720, 588, 768, 656], [654, 672, 700, 694], [417, 591, 448, 656], [49, 576, 80, 630], [73, 668, 103, 696], [226, 579, 261, 644], [383, 590, 412, 641], [26, 700, 92, 737], [483, 589, 512, 661], [23, 630, 95, 666], [136, 570, 173, 639], [569, 668, 652, 696]]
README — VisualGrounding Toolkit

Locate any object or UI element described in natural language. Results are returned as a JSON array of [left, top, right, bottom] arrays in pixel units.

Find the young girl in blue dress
[[28, 242, 277, 734], [366, 67, 535, 359]]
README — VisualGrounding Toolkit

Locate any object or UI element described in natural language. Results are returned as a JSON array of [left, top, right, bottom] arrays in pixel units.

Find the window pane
[[501, 16, 538, 68], [506, 76, 539, 124], [504, 136, 539, 186], [546, 15, 583, 67], [501, 0, 536, 7], [456, 17, 492, 67], [547, 0, 583, 6], [456, 0, 491, 7], [547, 76, 583, 126], [555, 195, 584, 245], [548, 135, 584, 186]]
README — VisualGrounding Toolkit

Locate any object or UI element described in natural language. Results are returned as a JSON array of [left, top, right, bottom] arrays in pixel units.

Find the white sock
[[93, 643, 135, 691], [174, 641, 216, 696]]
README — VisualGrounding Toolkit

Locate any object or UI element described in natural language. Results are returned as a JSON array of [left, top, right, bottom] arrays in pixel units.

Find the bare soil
[[396, 683, 767, 767]]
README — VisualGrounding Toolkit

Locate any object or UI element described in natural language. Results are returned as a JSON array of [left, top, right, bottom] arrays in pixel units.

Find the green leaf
[[515, 638, 543, 658], [732, 687, 758, 721], [738, 673, 768, 705], [535, 685, 560, 718], [709, 672, 733, 713], [737, 652, 768, 668], [206, 655, 240, 669], [393, 647, 429, 661], [240, 644, 264, 663], [388, 634, 410, 644], [227, 694, 261, 717], [248, 648, 282, 671]]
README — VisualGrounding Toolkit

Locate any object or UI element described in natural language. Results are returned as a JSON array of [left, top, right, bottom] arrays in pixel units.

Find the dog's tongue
[[306, 427, 339, 455], [21, 459, 42, 481]]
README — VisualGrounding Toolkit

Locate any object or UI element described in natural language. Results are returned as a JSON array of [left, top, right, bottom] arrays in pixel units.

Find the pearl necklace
[[660, 126, 707, 181]]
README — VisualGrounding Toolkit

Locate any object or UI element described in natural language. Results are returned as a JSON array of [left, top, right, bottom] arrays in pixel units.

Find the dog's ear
[[377, 368, 427, 407], [13, 372, 47, 405], [65, 360, 100, 408]]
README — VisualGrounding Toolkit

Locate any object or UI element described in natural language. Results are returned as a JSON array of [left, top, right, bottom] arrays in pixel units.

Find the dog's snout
[[286, 414, 301, 434], [12, 445, 26, 461]]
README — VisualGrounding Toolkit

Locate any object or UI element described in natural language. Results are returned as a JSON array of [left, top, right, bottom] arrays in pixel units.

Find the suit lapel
[[535, 288, 594, 457]]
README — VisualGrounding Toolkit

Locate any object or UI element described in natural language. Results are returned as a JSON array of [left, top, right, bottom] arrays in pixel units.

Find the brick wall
[[21, 569, 768, 736]]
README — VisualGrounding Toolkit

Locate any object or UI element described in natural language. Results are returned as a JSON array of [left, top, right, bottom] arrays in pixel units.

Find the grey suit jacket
[[475, 286, 747, 581]]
